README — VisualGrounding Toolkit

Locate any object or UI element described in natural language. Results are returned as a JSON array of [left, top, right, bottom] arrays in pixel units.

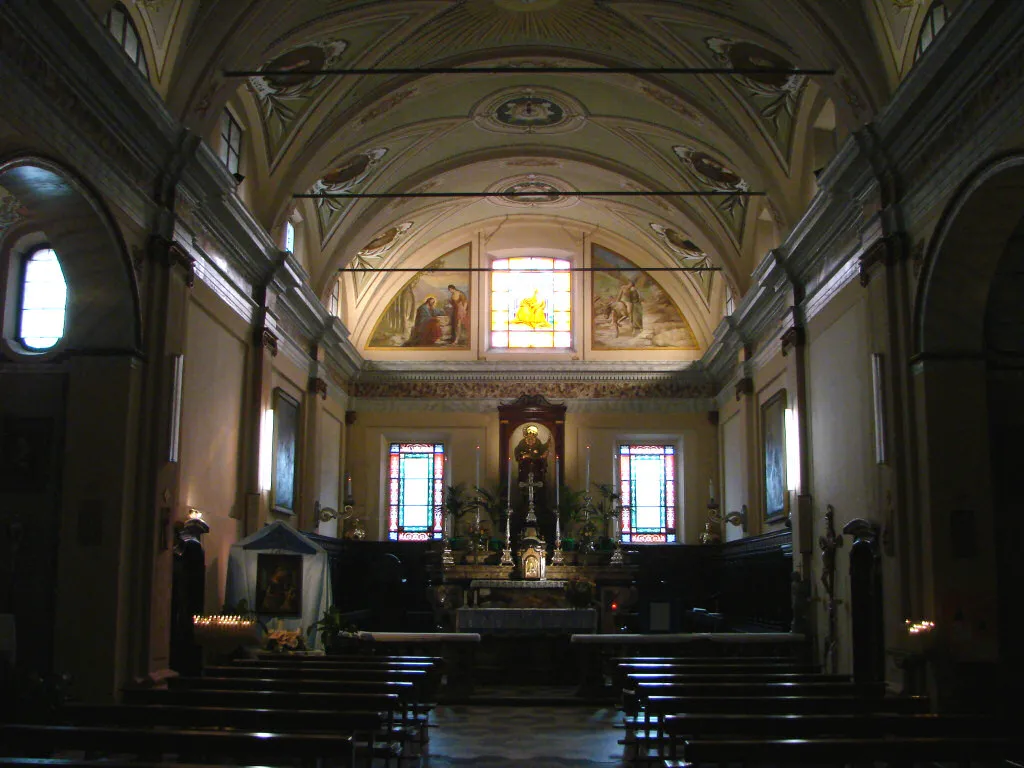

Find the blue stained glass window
[[388, 443, 445, 541], [618, 445, 677, 543]]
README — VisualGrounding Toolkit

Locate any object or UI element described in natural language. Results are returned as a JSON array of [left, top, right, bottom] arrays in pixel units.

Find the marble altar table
[[456, 607, 597, 634]]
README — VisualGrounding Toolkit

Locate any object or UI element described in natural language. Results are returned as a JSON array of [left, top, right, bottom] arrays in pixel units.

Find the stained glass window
[[618, 445, 677, 543], [388, 443, 445, 541], [19, 247, 68, 351], [490, 257, 571, 348]]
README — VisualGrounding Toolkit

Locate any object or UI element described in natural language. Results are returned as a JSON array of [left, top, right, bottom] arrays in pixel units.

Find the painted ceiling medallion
[[475, 88, 585, 134], [249, 40, 347, 98], [705, 37, 806, 151], [673, 146, 748, 193], [489, 175, 578, 208], [673, 144, 749, 241], [248, 39, 347, 162], [649, 224, 706, 260], [650, 223, 715, 306], [310, 148, 388, 244], [350, 222, 415, 299], [358, 222, 413, 258], [497, 96, 565, 128]]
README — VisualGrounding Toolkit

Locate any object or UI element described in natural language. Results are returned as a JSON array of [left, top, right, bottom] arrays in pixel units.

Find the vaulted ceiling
[[116, 0, 903, 357]]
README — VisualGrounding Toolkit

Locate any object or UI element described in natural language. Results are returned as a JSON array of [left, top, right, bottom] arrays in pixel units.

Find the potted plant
[[307, 605, 361, 654]]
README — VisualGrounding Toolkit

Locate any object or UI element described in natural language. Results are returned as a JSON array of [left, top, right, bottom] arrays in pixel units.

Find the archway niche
[[0, 156, 141, 356], [914, 154, 1024, 701], [0, 155, 143, 698]]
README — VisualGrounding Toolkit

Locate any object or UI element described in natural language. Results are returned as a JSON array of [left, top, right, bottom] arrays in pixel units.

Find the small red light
[[611, 602, 618, 611]]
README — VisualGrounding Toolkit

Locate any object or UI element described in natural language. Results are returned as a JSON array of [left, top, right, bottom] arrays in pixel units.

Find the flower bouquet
[[265, 621, 307, 653]]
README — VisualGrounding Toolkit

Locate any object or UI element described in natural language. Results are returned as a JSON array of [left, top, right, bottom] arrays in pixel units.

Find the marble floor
[[422, 695, 625, 767]]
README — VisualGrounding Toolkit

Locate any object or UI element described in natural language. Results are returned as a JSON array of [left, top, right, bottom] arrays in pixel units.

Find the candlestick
[[585, 445, 590, 488]]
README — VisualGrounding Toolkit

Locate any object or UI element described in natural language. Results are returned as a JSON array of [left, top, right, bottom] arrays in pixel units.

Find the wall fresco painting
[[591, 245, 697, 350], [368, 244, 471, 349]]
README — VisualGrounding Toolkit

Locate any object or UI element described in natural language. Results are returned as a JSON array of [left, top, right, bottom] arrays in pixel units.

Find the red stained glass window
[[617, 444, 677, 544], [388, 443, 446, 541]]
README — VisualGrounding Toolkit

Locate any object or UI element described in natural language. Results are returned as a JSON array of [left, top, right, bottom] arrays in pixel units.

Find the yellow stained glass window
[[490, 257, 571, 348]]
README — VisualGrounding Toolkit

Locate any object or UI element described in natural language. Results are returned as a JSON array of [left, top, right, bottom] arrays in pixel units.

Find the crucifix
[[519, 471, 543, 526]]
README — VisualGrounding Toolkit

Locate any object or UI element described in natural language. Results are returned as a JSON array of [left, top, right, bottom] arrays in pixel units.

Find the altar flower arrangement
[[564, 575, 596, 608], [265, 620, 306, 653]]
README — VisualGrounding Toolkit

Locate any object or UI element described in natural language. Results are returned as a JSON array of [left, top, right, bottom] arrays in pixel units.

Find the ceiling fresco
[[116, 0, 895, 359]]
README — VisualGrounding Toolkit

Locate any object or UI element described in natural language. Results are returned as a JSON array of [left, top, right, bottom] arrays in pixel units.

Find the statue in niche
[[515, 424, 550, 483]]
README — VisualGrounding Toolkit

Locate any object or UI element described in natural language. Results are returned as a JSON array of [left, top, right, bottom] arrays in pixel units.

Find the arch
[[914, 154, 1024, 358], [0, 155, 142, 356]]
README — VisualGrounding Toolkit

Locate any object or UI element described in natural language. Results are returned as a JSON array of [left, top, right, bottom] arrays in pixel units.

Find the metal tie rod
[[296, 190, 763, 199], [227, 66, 834, 77], [338, 266, 720, 272]]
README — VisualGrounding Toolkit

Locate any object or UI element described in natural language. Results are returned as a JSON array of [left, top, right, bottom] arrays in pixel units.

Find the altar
[[438, 395, 636, 642], [456, 607, 597, 634]]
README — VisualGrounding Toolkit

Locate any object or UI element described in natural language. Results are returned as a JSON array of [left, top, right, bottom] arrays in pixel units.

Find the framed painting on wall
[[761, 389, 787, 521], [273, 388, 300, 514], [255, 553, 302, 616]]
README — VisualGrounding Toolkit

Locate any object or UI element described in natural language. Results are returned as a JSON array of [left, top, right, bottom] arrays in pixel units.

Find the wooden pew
[[122, 688, 407, 765], [171, 675, 432, 741], [658, 712, 1013, 763], [55, 703, 393, 767], [623, 695, 931, 765], [610, 661, 820, 688], [668, 736, 1017, 766], [628, 680, 884, 699], [0, 723, 356, 767], [219, 662, 442, 697], [0, 761, 273, 768]]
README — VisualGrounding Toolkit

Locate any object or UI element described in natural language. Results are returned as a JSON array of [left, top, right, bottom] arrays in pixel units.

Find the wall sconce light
[[785, 408, 801, 492], [724, 504, 748, 533], [258, 408, 274, 492]]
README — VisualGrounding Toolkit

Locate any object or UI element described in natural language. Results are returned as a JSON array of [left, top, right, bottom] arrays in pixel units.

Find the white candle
[[507, 456, 512, 504], [585, 445, 591, 488], [555, 456, 560, 506], [346, 474, 353, 499], [475, 445, 481, 488], [709, 478, 714, 502]]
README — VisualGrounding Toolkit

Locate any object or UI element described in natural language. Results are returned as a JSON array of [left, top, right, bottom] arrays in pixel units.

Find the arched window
[[490, 257, 571, 348], [915, 2, 949, 61], [105, 3, 149, 78], [18, 247, 68, 350]]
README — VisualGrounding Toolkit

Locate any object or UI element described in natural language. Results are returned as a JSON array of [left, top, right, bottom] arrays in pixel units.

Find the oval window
[[19, 247, 68, 350]]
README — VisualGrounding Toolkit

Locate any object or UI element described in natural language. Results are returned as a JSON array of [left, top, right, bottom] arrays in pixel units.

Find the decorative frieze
[[352, 378, 714, 401]]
